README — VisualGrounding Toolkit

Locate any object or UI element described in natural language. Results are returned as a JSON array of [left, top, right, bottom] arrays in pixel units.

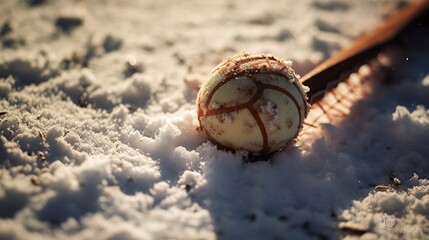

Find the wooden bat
[[301, 0, 429, 104]]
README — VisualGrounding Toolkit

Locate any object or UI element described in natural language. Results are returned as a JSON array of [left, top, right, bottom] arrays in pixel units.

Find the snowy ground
[[1, 0, 429, 239]]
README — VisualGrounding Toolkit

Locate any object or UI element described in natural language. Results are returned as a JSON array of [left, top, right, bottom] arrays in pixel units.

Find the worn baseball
[[197, 53, 310, 155]]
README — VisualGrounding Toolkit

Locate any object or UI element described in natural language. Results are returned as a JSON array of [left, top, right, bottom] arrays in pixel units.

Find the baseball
[[197, 53, 310, 155]]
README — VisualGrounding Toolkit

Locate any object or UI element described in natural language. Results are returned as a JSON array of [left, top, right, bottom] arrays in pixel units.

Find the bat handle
[[301, 0, 429, 104]]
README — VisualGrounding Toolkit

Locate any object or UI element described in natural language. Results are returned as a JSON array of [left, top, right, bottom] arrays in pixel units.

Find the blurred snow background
[[0, 0, 428, 239]]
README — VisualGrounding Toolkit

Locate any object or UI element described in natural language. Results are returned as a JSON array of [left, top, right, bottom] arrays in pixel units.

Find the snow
[[260, 100, 280, 132], [260, 100, 278, 116], [220, 112, 233, 125], [1, 0, 428, 239]]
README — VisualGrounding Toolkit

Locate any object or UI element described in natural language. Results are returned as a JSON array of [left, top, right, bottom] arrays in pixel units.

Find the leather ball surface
[[197, 53, 309, 154]]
